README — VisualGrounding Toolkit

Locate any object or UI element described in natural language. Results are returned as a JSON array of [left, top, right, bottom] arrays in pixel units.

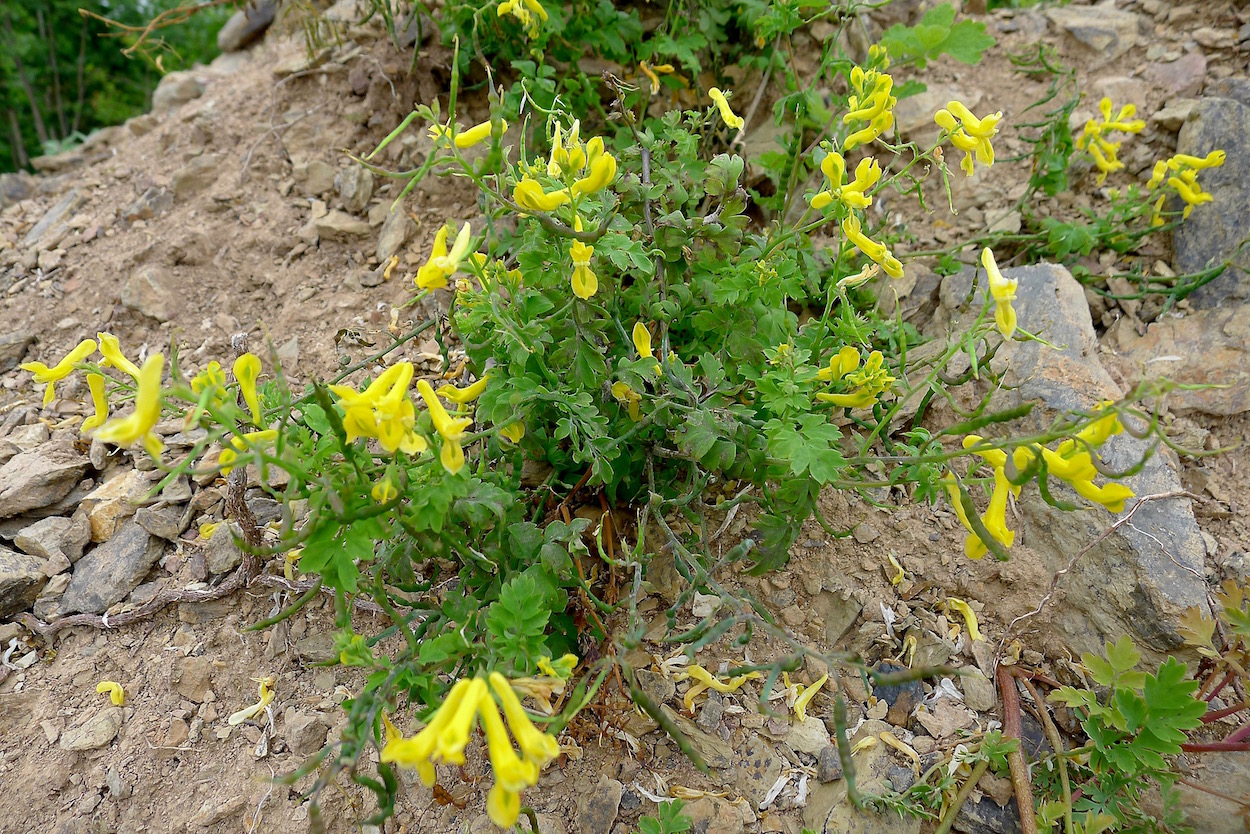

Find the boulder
[[1045, 5, 1143, 66], [59, 519, 164, 615], [216, 0, 278, 52], [0, 441, 89, 519], [172, 154, 222, 201], [0, 546, 47, 617]]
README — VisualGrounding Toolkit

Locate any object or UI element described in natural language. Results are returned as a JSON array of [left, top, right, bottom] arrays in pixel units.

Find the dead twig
[[998, 665, 1039, 834]]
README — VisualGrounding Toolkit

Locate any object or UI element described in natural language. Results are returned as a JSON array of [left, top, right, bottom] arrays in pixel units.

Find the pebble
[[816, 745, 843, 783], [59, 707, 123, 751]]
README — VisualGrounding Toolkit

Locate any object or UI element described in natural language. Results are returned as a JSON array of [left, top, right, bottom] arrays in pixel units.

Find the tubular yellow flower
[[982, 466, 1015, 548], [638, 61, 674, 96], [429, 118, 507, 149], [569, 215, 597, 300], [1168, 169, 1213, 219], [489, 672, 561, 768], [499, 422, 525, 443], [682, 664, 764, 712], [94, 353, 165, 458], [570, 153, 618, 198], [22, 338, 97, 407], [981, 248, 1017, 339], [479, 689, 540, 791], [844, 110, 894, 151], [97, 332, 141, 379], [417, 222, 473, 290], [792, 674, 828, 723], [433, 677, 488, 766], [372, 474, 397, 503], [329, 363, 428, 456], [191, 361, 227, 403], [513, 178, 571, 212], [82, 373, 109, 431], [218, 429, 278, 476], [947, 598, 982, 641], [1070, 479, 1135, 513], [842, 215, 903, 279], [380, 677, 475, 786], [497, 0, 545, 36], [611, 381, 642, 421], [843, 64, 897, 150], [708, 87, 744, 130], [96, 681, 125, 706], [417, 379, 473, 474], [436, 375, 489, 404], [228, 676, 276, 725], [632, 322, 653, 360], [935, 101, 1001, 176], [816, 349, 893, 409], [233, 353, 262, 425], [817, 346, 860, 382]]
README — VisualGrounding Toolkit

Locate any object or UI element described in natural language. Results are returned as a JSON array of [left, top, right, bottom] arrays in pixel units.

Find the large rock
[[936, 263, 1210, 660], [0, 545, 47, 617], [335, 165, 374, 214], [216, 0, 278, 52], [122, 265, 179, 322], [1172, 98, 1250, 308], [172, 154, 222, 201], [1045, 5, 1143, 66], [575, 774, 622, 834], [1106, 303, 1250, 415], [59, 519, 164, 615], [152, 71, 205, 115], [315, 210, 371, 241], [0, 441, 89, 519], [15, 514, 90, 563], [83, 470, 153, 542]]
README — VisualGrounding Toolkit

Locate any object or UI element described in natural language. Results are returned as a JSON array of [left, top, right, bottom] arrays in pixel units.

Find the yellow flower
[[935, 100, 1002, 176], [81, 373, 109, 431], [381, 678, 468, 785], [96, 681, 125, 706], [199, 521, 221, 540], [436, 375, 489, 404], [975, 465, 1015, 559], [497, 0, 546, 37], [329, 363, 429, 456], [228, 676, 276, 725], [570, 153, 618, 198], [1077, 98, 1145, 185], [416, 222, 473, 290], [817, 346, 860, 382], [372, 473, 398, 503], [843, 64, 897, 150], [97, 332, 141, 379], [1070, 479, 1135, 513], [841, 215, 903, 279], [816, 349, 894, 409], [811, 153, 881, 211], [792, 673, 828, 723], [1168, 169, 1213, 219], [233, 353, 263, 425], [21, 338, 97, 407], [417, 379, 473, 474], [479, 692, 537, 828], [548, 120, 586, 177], [681, 664, 763, 712], [639, 61, 675, 96], [191, 361, 227, 403], [428, 118, 507, 149], [489, 672, 561, 768], [981, 248, 1017, 339], [94, 353, 165, 458], [499, 422, 525, 443], [708, 87, 744, 130], [513, 178, 571, 212], [632, 321, 653, 360], [611, 381, 642, 421], [570, 215, 597, 300], [946, 598, 982, 641], [218, 429, 278, 476]]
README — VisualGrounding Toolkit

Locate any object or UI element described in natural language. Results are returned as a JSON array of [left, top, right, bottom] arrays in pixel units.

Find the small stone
[[172, 154, 222, 200], [335, 165, 374, 214], [660, 706, 734, 769], [152, 72, 205, 114], [634, 668, 676, 705], [122, 187, 173, 222], [0, 545, 47, 617], [59, 708, 123, 751], [122, 265, 179, 322], [873, 662, 923, 726], [1143, 52, 1207, 98], [40, 719, 61, 744], [887, 765, 915, 792], [376, 204, 412, 261], [1045, 5, 1142, 64], [787, 716, 831, 756], [692, 591, 720, 618], [960, 670, 997, 713], [315, 210, 371, 241], [696, 690, 725, 733], [0, 441, 89, 519], [576, 775, 623, 834], [135, 505, 188, 541], [294, 632, 337, 663], [84, 470, 152, 541], [0, 330, 34, 372], [22, 189, 84, 249], [816, 745, 843, 782], [283, 709, 328, 754], [852, 522, 880, 544], [1150, 99, 1198, 132], [734, 735, 783, 806], [685, 796, 745, 834], [172, 655, 214, 703], [204, 521, 243, 574], [293, 160, 337, 196], [59, 519, 164, 615], [15, 514, 89, 562]]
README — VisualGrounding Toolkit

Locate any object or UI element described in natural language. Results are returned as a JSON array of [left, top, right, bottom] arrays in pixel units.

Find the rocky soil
[[2, 1, 1250, 833]]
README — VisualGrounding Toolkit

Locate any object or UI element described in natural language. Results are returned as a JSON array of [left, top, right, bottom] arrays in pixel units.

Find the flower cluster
[[844, 48, 896, 150], [816, 347, 894, 409], [496, 0, 546, 39], [1077, 97, 1145, 185], [328, 362, 429, 457], [934, 100, 1003, 177], [1148, 150, 1225, 224], [945, 407, 1134, 559], [512, 120, 618, 213], [810, 151, 880, 212], [381, 669, 568, 828]]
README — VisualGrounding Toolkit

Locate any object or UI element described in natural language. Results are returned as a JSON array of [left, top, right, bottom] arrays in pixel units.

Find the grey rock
[[335, 165, 374, 214], [172, 655, 214, 702], [684, 797, 744, 834], [172, 154, 221, 201], [0, 172, 34, 207], [204, 521, 243, 574], [122, 187, 173, 222], [315, 210, 371, 241], [0, 331, 34, 372], [275, 336, 299, 372], [911, 631, 954, 669], [152, 71, 205, 115], [1150, 98, 1198, 132], [576, 775, 622, 834], [22, 189, 84, 249], [660, 706, 734, 769], [787, 715, 831, 755], [812, 589, 863, 645], [873, 662, 922, 726], [960, 670, 997, 713], [294, 631, 337, 662], [1173, 98, 1250, 308], [805, 720, 918, 834], [293, 160, 337, 196], [135, 505, 189, 541], [32, 572, 70, 620], [1045, 5, 1142, 65], [887, 765, 915, 792], [0, 441, 89, 519], [954, 796, 1022, 834], [15, 515, 90, 562], [0, 545, 47, 617], [122, 265, 178, 322], [126, 114, 159, 136], [1142, 52, 1207, 99], [59, 708, 124, 751], [734, 735, 783, 806], [633, 667, 675, 706], [1208, 77, 1250, 109], [283, 709, 328, 754], [696, 689, 724, 732], [376, 204, 413, 261], [216, 0, 277, 52], [59, 519, 164, 614], [816, 745, 843, 783], [1172, 746, 1250, 833], [937, 264, 1211, 660]]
